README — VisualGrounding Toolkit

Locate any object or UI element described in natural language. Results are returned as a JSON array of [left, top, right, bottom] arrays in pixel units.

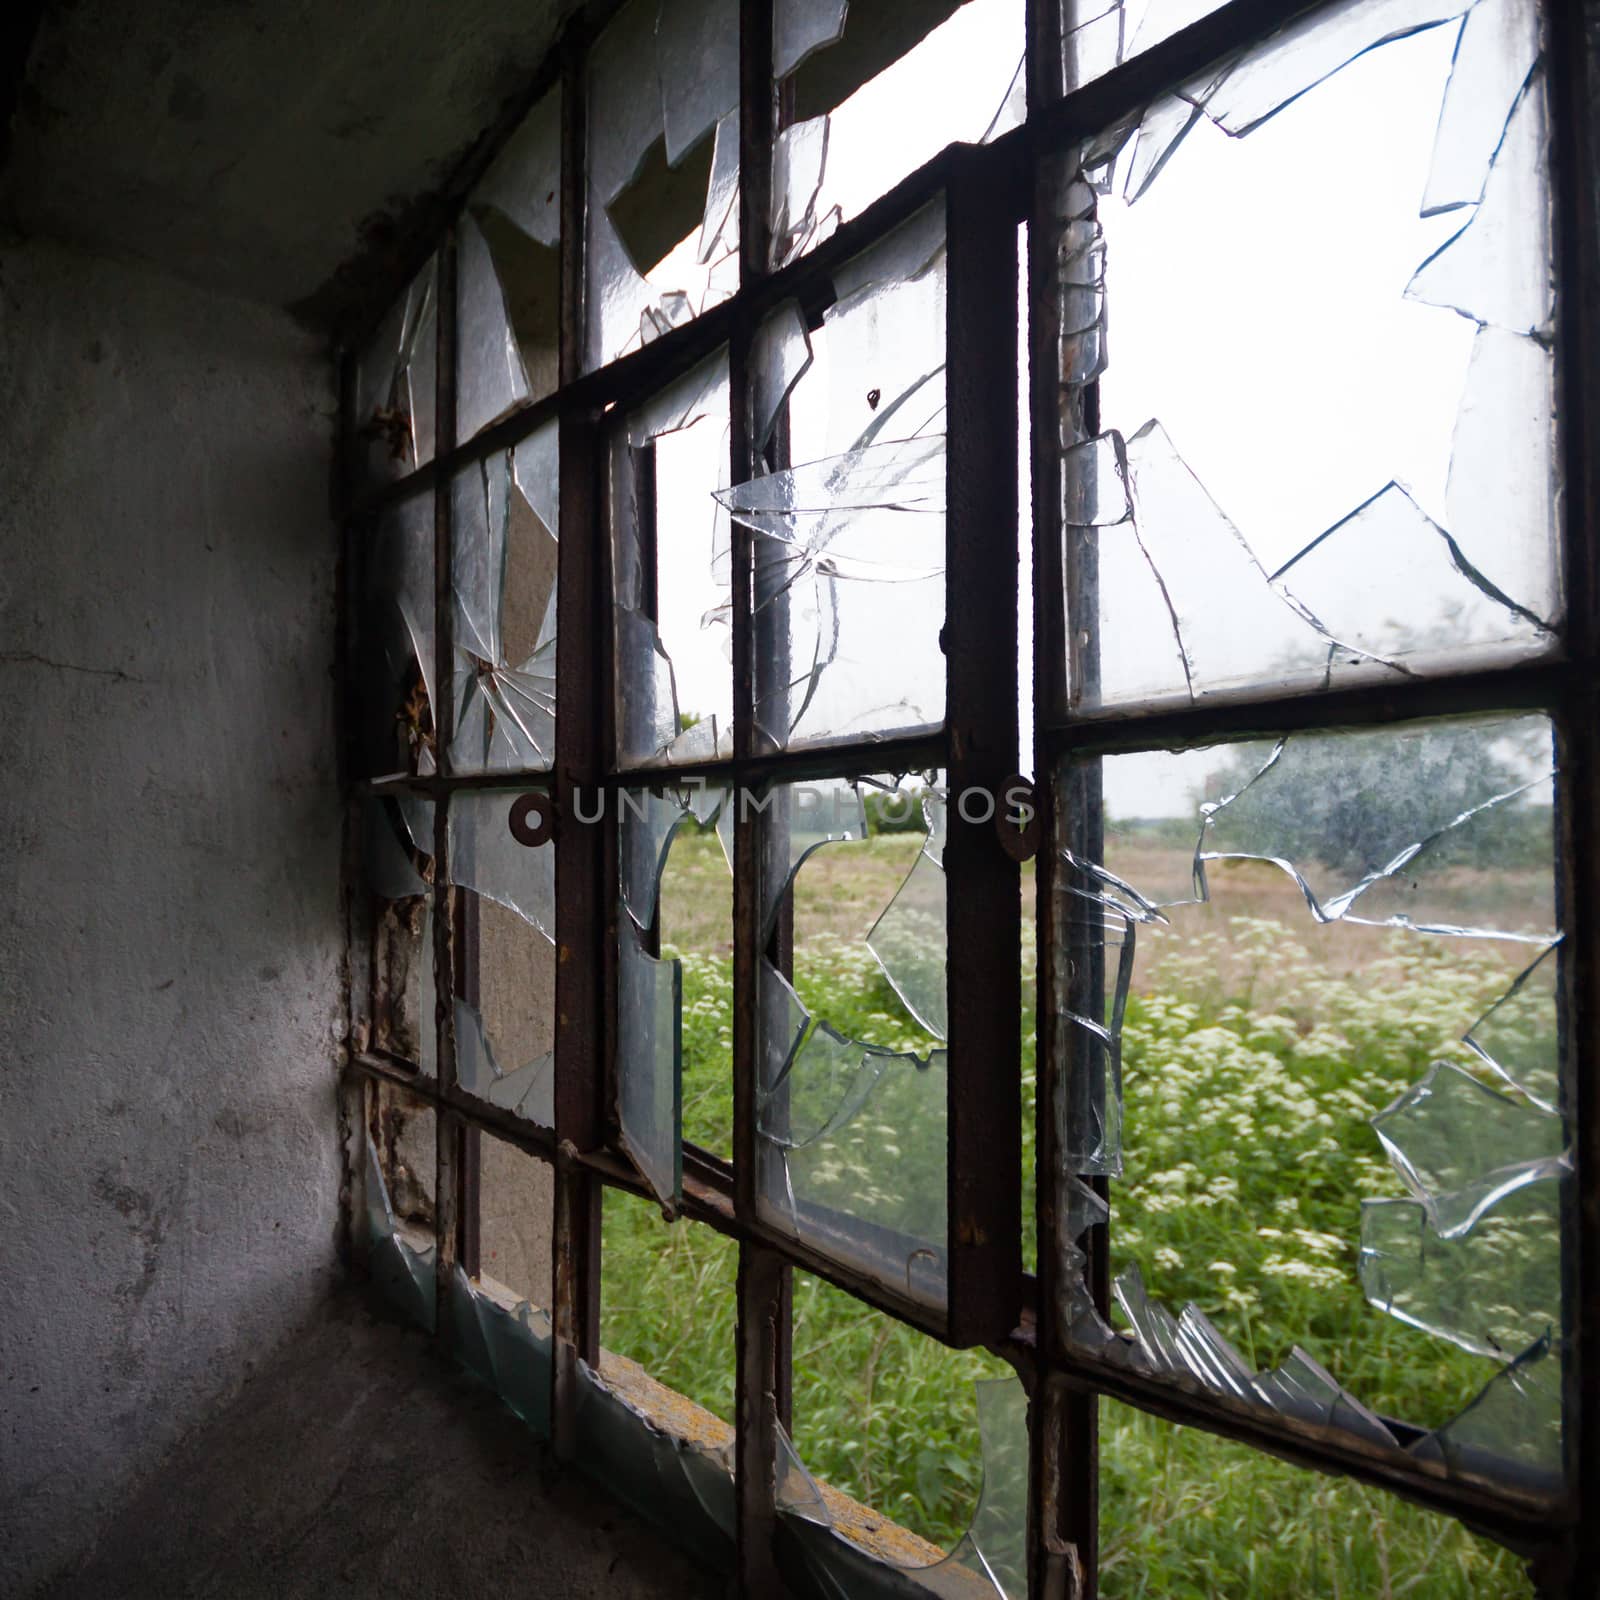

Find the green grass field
[[598, 831, 1542, 1595]]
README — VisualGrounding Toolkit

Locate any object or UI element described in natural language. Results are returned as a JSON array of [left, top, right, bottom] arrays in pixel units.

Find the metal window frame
[[338, 0, 1600, 1593]]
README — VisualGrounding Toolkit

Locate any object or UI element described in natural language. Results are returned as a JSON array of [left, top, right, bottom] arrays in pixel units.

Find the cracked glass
[[724, 205, 947, 752], [754, 776, 950, 1306], [449, 421, 559, 775], [585, 0, 740, 371], [617, 783, 731, 1207], [351, 257, 438, 495], [361, 491, 435, 778], [1047, 0, 1558, 717], [1054, 713, 1567, 1495], [613, 354, 735, 769], [769, 0, 1024, 269], [446, 788, 557, 1127]]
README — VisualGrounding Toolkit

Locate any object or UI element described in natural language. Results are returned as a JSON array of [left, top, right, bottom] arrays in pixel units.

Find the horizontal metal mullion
[[362, 769, 557, 797], [1040, 660, 1568, 758], [348, 1052, 558, 1162], [1047, 1344, 1568, 1555], [606, 731, 949, 793]]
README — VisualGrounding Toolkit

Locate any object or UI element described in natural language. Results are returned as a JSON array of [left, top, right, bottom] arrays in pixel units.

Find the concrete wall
[[0, 238, 344, 1593]]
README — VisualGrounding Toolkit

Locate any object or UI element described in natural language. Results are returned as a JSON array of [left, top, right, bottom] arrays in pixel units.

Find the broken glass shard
[[456, 213, 532, 444], [656, 0, 740, 166], [365, 1131, 437, 1334], [1420, 0, 1541, 216], [1122, 94, 1203, 203], [1198, 718, 1556, 936], [1200, 0, 1468, 138], [1465, 943, 1561, 1114], [769, 116, 833, 269], [774, 0, 847, 80], [616, 918, 682, 1212], [1445, 325, 1559, 630], [364, 493, 435, 778], [695, 111, 740, 266], [1370, 1061, 1567, 1239], [1359, 1182, 1561, 1359], [450, 431, 560, 774], [352, 257, 437, 491], [1406, 67, 1554, 336], [751, 301, 815, 458], [366, 796, 433, 900], [1410, 1332, 1562, 1486], [455, 997, 554, 1125], [1272, 481, 1550, 681], [866, 809, 947, 1041], [448, 789, 555, 936]]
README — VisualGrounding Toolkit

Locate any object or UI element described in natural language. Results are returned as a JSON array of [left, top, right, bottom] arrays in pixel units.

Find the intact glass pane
[[1053, 714, 1566, 1498], [585, 0, 740, 371], [753, 775, 949, 1308], [1047, 0, 1557, 716], [723, 203, 947, 753]]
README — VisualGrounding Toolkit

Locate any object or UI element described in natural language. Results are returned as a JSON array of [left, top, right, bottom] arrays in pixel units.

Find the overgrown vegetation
[[598, 832, 1540, 1595]]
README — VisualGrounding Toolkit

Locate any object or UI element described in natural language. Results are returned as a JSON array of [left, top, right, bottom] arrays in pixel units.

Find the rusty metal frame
[[336, 0, 1600, 1592]]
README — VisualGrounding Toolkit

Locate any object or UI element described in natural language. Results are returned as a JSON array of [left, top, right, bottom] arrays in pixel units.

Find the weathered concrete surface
[[40, 1290, 720, 1600], [0, 237, 344, 1593], [2, 0, 581, 320]]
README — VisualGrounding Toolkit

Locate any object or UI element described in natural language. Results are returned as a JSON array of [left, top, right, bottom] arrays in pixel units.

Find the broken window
[[586, 0, 741, 371], [459, 90, 562, 442], [1049, 0, 1557, 715], [1054, 718, 1566, 1490], [343, 0, 1590, 1588]]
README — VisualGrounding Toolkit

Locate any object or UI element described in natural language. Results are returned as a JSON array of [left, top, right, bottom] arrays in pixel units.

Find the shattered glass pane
[[1101, 1397, 1539, 1594], [770, 0, 1023, 269], [783, 1278, 1025, 1590], [369, 883, 436, 1075], [365, 1091, 437, 1333], [728, 205, 947, 751], [1050, 2, 1560, 717], [361, 491, 436, 778], [602, 1186, 737, 1425], [774, 0, 847, 79], [616, 784, 730, 1204], [449, 422, 559, 774], [649, 788, 735, 1161], [1056, 714, 1567, 1492], [585, 0, 739, 370], [614, 356, 734, 769], [447, 788, 554, 935], [460, 88, 561, 442], [755, 777, 949, 1306], [350, 256, 437, 494]]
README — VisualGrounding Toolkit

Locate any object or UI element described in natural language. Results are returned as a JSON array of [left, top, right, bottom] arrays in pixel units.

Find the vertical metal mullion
[[1027, 1, 1099, 1591], [431, 229, 465, 1339], [454, 890, 482, 1280], [732, 3, 788, 1593], [944, 152, 1023, 1349], [1549, 4, 1600, 1594], [552, 32, 605, 1458]]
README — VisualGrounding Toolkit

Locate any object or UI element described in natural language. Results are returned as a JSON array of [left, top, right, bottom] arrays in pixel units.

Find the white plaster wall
[[0, 239, 344, 1593]]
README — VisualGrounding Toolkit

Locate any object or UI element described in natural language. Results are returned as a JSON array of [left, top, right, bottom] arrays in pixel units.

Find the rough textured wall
[[0, 238, 344, 1593]]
